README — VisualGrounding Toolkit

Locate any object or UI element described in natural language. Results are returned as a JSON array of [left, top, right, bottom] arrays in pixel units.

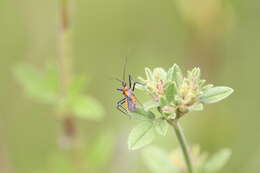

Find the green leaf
[[13, 64, 59, 104], [202, 149, 232, 173], [153, 67, 167, 81], [202, 84, 214, 91], [165, 82, 177, 102], [131, 107, 156, 120], [142, 146, 180, 173], [189, 103, 203, 111], [171, 64, 183, 88], [145, 67, 154, 81], [71, 96, 104, 120], [143, 100, 160, 111], [191, 67, 201, 79], [86, 132, 114, 170], [129, 110, 155, 121], [167, 66, 174, 82], [128, 121, 156, 150], [200, 86, 234, 104], [130, 112, 152, 121], [154, 119, 169, 136]]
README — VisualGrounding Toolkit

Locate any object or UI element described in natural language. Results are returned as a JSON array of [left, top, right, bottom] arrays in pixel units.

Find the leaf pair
[[14, 63, 105, 121]]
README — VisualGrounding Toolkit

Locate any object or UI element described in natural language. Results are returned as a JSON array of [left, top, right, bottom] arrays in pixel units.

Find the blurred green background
[[0, 0, 259, 172]]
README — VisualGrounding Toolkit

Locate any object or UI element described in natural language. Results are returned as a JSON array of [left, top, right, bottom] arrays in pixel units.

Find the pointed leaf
[[153, 67, 167, 81], [128, 121, 156, 150], [172, 64, 183, 88], [145, 67, 154, 81], [165, 82, 177, 102], [202, 84, 214, 91], [167, 66, 174, 82], [200, 86, 233, 104]]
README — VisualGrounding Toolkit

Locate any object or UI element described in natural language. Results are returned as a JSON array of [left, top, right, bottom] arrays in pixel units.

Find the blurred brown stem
[[58, 0, 85, 172], [58, 0, 75, 147]]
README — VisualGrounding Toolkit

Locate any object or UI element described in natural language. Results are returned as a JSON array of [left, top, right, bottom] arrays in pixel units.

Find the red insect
[[116, 58, 142, 115]]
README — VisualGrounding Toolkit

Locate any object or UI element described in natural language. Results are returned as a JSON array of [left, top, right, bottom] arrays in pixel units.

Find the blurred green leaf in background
[[13, 64, 59, 104], [143, 146, 231, 173], [13, 63, 105, 121]]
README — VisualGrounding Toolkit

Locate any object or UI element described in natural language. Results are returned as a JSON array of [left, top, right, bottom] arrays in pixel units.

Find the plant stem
[[59, 0, 75, 147], [169, 120, 194, 173], [58, 0, 85, 172]]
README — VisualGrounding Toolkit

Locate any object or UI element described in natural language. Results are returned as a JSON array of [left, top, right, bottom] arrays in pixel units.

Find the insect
[[116, 58, 143, 115]]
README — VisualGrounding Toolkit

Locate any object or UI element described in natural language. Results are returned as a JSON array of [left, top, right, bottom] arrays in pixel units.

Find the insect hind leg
[[116, 98, 129, 115], [117, 104, 128, 115]]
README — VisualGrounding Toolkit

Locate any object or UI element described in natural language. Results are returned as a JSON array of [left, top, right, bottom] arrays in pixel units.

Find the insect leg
[[117, 104, 128, 115], [117, 97, 126, 105], [132, 82, 144, 91], [129, 75, 144, 91], [116, 98, 128, 115], [128, 75, 132, 89]]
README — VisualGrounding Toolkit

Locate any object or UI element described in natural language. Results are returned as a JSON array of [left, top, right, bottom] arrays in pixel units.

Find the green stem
[[169, 120, 194, 173]]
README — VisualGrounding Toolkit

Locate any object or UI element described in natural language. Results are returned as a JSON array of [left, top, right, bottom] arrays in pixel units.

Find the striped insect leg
[[117, 98, 128, 115]]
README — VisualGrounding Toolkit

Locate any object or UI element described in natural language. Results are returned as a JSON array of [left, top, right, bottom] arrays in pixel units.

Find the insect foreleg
[[129, 75, 144, 91], [132, 81, 144, 91]]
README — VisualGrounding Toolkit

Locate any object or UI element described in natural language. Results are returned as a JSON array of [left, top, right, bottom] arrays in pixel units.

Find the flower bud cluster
[[138, 64, 233, 120]]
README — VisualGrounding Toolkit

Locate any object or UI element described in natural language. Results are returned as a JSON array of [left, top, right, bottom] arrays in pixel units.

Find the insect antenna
[[115, 78, 124, 83], [122, 56, 128, 83]]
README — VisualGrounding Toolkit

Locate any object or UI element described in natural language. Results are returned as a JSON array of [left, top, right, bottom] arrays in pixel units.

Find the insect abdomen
[[127, 98, 136, 112]]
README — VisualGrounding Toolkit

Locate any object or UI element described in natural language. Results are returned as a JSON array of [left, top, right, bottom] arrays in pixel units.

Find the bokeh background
[[0, 0, 259, 172]]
